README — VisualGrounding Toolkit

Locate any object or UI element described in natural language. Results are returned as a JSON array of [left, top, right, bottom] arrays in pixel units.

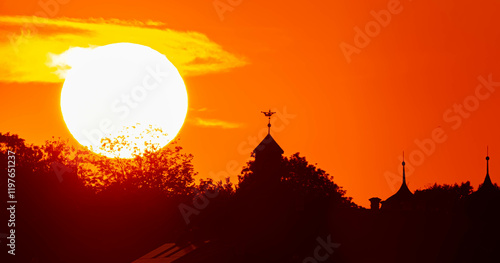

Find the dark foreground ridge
[[1, 130, 499, 263]]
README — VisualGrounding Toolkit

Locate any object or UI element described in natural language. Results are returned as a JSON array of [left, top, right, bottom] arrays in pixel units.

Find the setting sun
[[2, 1, 500, 262], [60, 43, 188, 158]]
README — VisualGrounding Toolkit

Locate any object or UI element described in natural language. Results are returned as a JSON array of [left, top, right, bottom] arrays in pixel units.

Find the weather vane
[[261, 109, 276, 135]]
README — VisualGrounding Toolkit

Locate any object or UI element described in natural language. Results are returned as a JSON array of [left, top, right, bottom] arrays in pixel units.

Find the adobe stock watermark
[[339, 0, 411, 64], [178, 184, 221, 224], [180, 107, 296, 223], [213, 0, 243, 21], [8, 0, 70, 53], [6, 150, 16, 256], [207, 106, 296, 182], [51, 161, 73, 183], [303, 234, 340, 263], [385, 74, 500, 191], [80, 63, 170, 149]]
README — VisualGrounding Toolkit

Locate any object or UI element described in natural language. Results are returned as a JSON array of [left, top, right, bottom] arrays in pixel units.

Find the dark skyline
[[2, 1, 500, 207], [2, 0, 500, 262]]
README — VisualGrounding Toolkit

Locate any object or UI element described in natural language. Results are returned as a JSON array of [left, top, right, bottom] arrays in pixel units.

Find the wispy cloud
[[189, 117, 243, 129], [189, 107, 209, 112], [0, 16, 248, 83]]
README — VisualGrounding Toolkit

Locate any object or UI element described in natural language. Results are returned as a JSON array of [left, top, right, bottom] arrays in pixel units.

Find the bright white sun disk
[[59, 43, 188, 158]]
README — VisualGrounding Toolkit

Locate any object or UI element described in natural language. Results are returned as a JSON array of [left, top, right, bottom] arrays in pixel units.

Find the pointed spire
[[402, 151, 406, 186], [254, 109, 283, 155], [397, 151, 411, 193], [381, 151, 414, 210], [486, 146, 490, 176], [482, 146, 493, 188]]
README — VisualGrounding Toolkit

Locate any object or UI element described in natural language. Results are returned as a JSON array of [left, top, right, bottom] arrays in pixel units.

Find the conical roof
[[384, 160, 414, 204], [253, 134, 284, 155], [478, 155, 495, 193], [386, 177, 413, 202]]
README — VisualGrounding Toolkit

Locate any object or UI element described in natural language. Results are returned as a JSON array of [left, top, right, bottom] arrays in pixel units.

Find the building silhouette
[[133, 110, 290, 263], [252, 133, 284, 185], [132, 116, 500, 263], [476, 153, 496, 194], [372, 151, 500, 212], [379, 157, 415, 211], [465, 152, 500, 211]]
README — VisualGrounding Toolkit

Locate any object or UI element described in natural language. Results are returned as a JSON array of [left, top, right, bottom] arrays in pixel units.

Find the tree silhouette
[[0, 131, 198, 263], [37, 126, 199, 195], [238, 152, 356, 207], [0, 132, 45, 175], [414, 182, 473, 211]]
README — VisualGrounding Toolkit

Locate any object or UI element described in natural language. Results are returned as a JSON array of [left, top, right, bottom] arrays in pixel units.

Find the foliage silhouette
[[0, 131, 198, 263], [2, 131, 500, 263], [414, 182, 473, 211], [43, 126, 196, 195], [238, 152, 356, 207]]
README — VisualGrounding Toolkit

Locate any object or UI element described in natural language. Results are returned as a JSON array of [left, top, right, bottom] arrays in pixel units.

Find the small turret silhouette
[[381, 153, 415, 210], [477, 148, 495, 193]]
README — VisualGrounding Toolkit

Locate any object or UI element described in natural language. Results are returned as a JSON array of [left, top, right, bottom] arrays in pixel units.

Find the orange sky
[[2, 0, 500, 207]]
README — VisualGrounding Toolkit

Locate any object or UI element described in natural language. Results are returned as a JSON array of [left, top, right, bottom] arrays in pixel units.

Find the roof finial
[[261, 109, 276, 135], [486, 146, 490, 175], [402, 151, 406, 184]]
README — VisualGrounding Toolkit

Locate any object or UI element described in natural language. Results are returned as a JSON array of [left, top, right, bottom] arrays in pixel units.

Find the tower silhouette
[[252, 110, 284, 186], [381, 153, 415, 211], [477, 148, 495, 193]]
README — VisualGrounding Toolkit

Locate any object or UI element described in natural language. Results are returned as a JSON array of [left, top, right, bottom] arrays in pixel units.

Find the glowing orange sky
[[2, 0, 500, 207]]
